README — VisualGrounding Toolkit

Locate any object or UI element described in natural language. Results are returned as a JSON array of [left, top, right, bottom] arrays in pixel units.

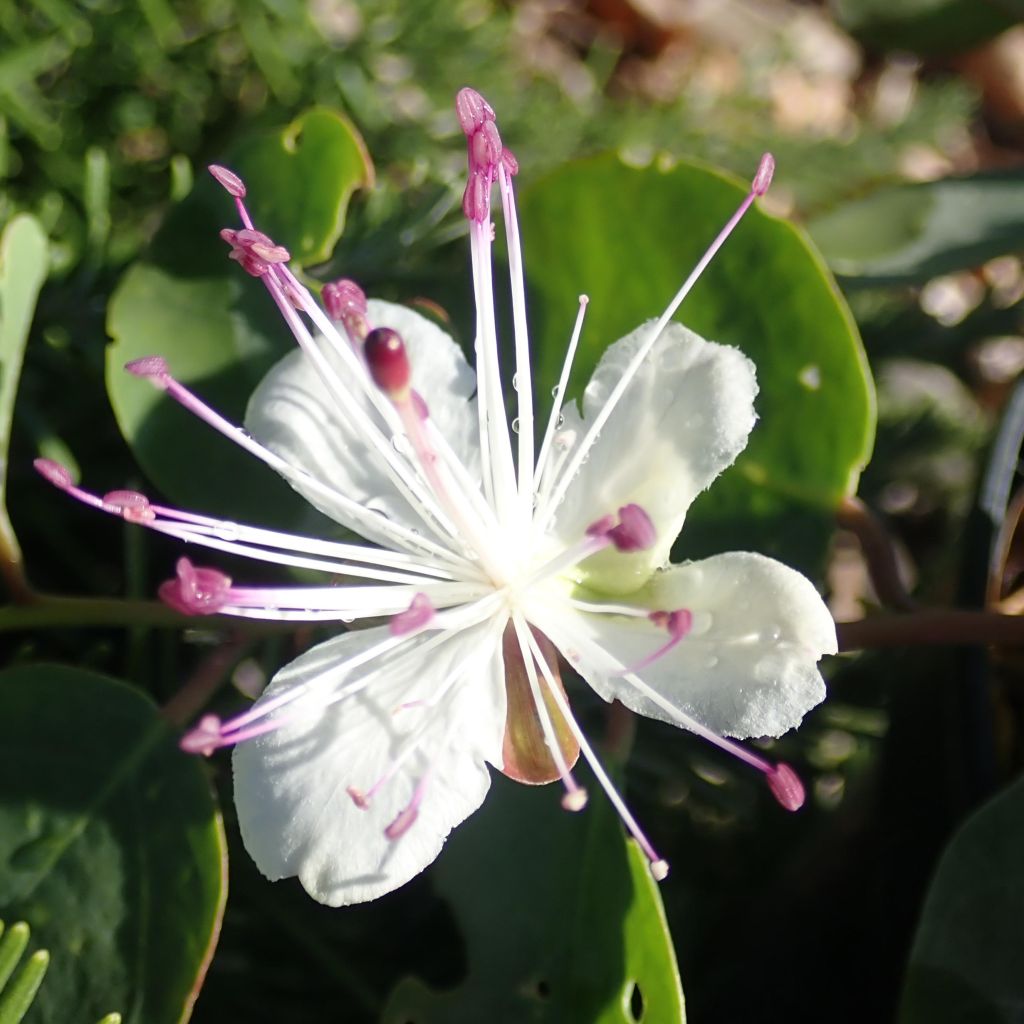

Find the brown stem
[[838, 609, 1024, 650], [161, 635, 252, 728], [836, 495, 916, 611]]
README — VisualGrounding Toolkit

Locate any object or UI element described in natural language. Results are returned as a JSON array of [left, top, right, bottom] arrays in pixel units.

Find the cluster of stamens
[[35, 88, 806, 882]]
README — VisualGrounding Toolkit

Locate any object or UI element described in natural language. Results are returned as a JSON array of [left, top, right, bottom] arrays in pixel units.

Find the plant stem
[[838, 609, 1024, 651]]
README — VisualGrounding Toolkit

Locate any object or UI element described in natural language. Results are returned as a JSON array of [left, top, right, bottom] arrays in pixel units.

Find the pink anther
[[389, 592, 435, 637], [208, 164, 247, 198], [455, 87, 494, 136], [158, 557, 232, 615], [346, 786, 370, 810], [124, 356, 170, 385], [766, 762, 805, 812], [180, 714, 224, 757], [33, 458, 73, 489], [752, 153, 775, 197], [607, 504, 656, 553]]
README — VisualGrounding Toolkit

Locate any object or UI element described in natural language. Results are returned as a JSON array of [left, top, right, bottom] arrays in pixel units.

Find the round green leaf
[[105, 108, 372, 524], [808, 171, 1024, 285], [0, 665, 227, 1024], [383, 772, 685, 1024], [899, 776, 1024, 1024], [519, 153, 874, 574]]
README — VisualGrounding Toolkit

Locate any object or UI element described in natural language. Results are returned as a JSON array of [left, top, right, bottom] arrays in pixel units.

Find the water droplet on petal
[[511, 417, 520, 433], [512, 372, 519, 391], [551, 384, 562, 398], [556, 413, 565, 427], [704, 655, 719, 669], [688, 611, 713, 636]]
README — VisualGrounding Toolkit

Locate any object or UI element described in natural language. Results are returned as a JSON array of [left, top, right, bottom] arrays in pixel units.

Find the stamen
[[390, 593, 435, 636], [125, 356, 170, 385], [220, 228, 290, 277], [385, 774, 429, 840], [536, 155, 776, 535], [522, 627, 669, 880], [612, 608, 694, 676], [766, 762, 805, 811], [364, 327, 411, 399], [209, 164, 246, 198], [455, 86, 494, 136], [586, 504, 656, 553], [180, 714, 224, 756], [158, 557, 232, 615], [322, 278, 369, 341], [536, 294, 588, 497], [33, 458, 72, 489]]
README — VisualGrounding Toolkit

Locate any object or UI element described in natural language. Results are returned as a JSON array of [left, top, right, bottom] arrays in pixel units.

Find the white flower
[[36, 89, 836, 906]]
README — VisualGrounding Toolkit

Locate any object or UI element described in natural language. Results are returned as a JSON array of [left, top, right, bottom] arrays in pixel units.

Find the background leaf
[[808, 170, 1024, 285], [897, 775, 1024, 1024], [519, 154, 874, 575], [0, 665, 226, 1024], [105, 108, 372, 524], [383, 771, 685, 1024]]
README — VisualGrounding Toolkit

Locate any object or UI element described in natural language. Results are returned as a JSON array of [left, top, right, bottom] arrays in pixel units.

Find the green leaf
[[808, 170, 1024, 285], [520, 153, 874, 574], [0, 665, 227, 1024], [106, 107, 372, 523], [383, 773, 685, 1024], [830, 0, 1017, 56], [898, 776, 1024, 1024], [0, 215, 48, 591]]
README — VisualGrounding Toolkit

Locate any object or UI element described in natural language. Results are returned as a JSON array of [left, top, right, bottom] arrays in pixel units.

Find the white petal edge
[[551, 321, 757, 595], [245, 299, 480, 538], [233, 618, 506, 906], [531, 551, 836, 740]]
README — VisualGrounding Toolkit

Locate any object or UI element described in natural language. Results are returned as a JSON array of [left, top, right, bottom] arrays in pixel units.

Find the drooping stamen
[[385, 773, 430, 840], [322, 278, 369, 341], [390, 593, 435, 636], [33, 458, 72, 489], [364, 327, 411, 399], [159, 557, 232, 615], [611, 608, 694, 676], [536, 153, 777, 535], [522, 626, 669, 881]]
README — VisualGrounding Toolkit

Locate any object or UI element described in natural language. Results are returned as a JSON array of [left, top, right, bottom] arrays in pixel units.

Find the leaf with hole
[[382, 771, 685, 1024]]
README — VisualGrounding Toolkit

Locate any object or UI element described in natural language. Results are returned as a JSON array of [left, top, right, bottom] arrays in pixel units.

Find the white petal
[[535, 552, 835, 739], [553, 322, 757, 594], [245, 299, 479, 537], [233, 619, 506, 906]]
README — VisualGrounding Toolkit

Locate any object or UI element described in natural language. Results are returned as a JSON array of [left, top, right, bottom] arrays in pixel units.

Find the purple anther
[[470, 119, 502, 173], [607, 504, 656, 553], [462, 170, 492, 223], [222, 227, 290, 277], [364, 327, 411, 397], [323, 278, 369, 340], [33, 458, 72, 489], [158, 557, 232, 615], [346, 786, 370, 810], [752, 153, 775, 197], [649, 607, 693, 640], [500, 147, 519, 177], [124, 355, 170, 386], [322, 278, 367, 320], [455, 87, 494, 136], [766, 762, 805, 812], [208, 164, 247, 198], [384, 784, 426, 841], [389, 592, 435, 637], [180, 714, 224, 757], [103, 489, 150, 511], [585, 513, 616, 539]]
